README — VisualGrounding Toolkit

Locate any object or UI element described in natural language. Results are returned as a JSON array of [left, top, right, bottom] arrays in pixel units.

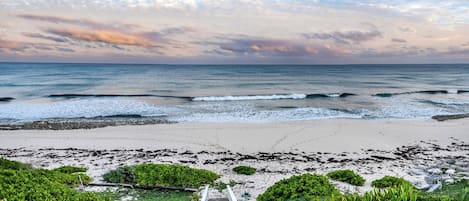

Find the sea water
[[1, 63, 469, 123]]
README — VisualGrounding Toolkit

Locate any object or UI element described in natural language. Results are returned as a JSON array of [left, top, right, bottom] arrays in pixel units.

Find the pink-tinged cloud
[[46, 28, 153, 46], [0, 39, 75, 53], [17, 14, 138, 30], [215, 37, 349, 57], [391, 38, 407, 43], [0, 39, 27, 51], [22, 32, 68, 43], [303, 30, 382, 44]]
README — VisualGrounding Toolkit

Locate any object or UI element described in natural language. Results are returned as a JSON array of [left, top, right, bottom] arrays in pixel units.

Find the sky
[[0, 0, 468, 64]]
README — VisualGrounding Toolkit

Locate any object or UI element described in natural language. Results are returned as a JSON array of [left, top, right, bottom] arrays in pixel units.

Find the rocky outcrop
[[432, 113, 469, 121]]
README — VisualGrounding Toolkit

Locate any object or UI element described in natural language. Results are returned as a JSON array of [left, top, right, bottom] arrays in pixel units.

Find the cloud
[[212, 36, 350, 57], [56, 47, 75, 52], [303, 30, 382, 44], [22, 32, 68, 43], [158, 26, 196, 36], [399, 26, 417, 33], [0, 39, 27, 51], [18, 14, 191, 50], [17, 14, 138, 30], [46, 28, 153, 46], [0, 38, 75, 53], [141, 26, 195, 43], [445, 47, 469, 55], [391, 38, 407, 43]]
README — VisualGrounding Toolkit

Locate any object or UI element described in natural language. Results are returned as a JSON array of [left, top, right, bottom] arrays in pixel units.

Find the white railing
[[200, 185, 210, 201], [226, 185, 237, 201], [200, 184, 238, 201]]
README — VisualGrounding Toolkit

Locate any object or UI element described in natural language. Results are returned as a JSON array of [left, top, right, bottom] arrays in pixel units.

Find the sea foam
[[0, 99, 167, 121], [192, 93, 354, 101]]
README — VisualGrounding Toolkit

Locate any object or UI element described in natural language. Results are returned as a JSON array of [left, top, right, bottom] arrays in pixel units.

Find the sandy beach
[[1, 119, 469, 199], [1, 119, 469, 152]]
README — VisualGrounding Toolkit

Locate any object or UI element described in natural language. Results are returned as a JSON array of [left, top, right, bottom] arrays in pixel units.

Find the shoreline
[[1, 112, 468, 131], [1, 119, 469, 198]]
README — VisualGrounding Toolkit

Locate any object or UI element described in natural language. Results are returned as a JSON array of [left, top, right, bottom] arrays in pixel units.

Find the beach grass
[[257, 173, 341, 201], [371, 176, 412, 188], [53, 165, 88, 174], [0, 157, 32, 170], [0, 158, 196, 201], [327, 169, 366, 186], [0, 158, 105, 201], [103, 163, 219, 188], [1, 158, 468, 201], [233, 165, 256, 175], [258, 173, 469, 201]]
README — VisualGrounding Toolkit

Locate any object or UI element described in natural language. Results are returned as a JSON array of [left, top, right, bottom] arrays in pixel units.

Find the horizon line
[[1, 61, 469, 66]]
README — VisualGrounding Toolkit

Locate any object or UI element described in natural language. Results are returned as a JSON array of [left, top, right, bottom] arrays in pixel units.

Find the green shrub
[[0, 158, 31, 170], [54, 165, 88, 174], [103, 164, 219, 188], [371, 176, 412, 188], [0, 169, 103, 201], [258, 175, 469, 201], [233, 165, 256, 175], [5, 168, 91, 186], [0, 158, 102, 201], [103, 166, 136, 184], [257, 173, 340, 201], [327, 170, 366, 186]]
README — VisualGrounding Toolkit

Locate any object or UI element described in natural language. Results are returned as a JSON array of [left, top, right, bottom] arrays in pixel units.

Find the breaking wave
[[191, 93, 356, 101], [0, 99, 168, 121], [374, 90, 468, 97]]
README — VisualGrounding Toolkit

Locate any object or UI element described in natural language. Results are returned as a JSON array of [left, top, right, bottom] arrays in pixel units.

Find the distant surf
[[47, 94, 192, 100], [192, 93, 355, 101], [0, 99, 169, 121], [373, 90, 468, 97]]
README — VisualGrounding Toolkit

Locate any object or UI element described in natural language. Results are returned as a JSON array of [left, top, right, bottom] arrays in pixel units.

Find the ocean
[[1, 63, 469, 123]]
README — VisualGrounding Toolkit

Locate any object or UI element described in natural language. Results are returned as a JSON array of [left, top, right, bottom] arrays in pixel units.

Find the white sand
[[1, 119, 468, 153]]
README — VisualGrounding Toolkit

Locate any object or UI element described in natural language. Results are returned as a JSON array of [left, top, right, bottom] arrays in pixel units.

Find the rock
[[370, 155, 396, 161], [455, 161, 469, 167], [427, 168, 442, 175], [444, 178, 455, 184], [432, 113, 469, 121], [410, 169, 425, 176], [415, 182, 431, 190], [0, 97, 14, 102], [427, 183, 442, 193], [425, 175, 441, 184], [0, 118, 173, 130], [445, 168, 456, 175], [441, 175, 451, 180]]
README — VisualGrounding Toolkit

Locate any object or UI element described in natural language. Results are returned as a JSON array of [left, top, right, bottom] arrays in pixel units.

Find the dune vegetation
[[327, 169, 366, 186], [103, 164, 220, 188], [232, 165, 257, 175], [257, 173, 469, 201], [0, 158, 107, 201], [1, 158, 468, 201]]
